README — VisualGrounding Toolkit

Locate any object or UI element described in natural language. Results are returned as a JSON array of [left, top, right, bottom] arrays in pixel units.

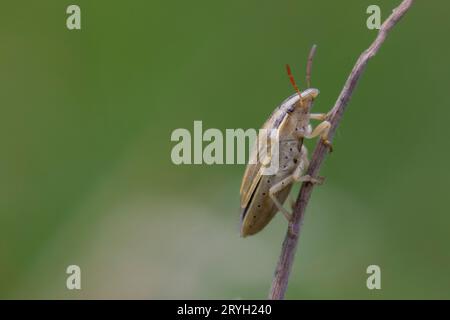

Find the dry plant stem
[[268, 0, 414, 300]]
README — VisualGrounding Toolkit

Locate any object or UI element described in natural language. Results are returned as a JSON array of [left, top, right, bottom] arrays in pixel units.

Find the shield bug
[[240, 45, 332, 237]]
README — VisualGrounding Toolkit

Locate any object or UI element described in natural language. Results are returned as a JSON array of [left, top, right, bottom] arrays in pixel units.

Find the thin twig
[[268, 0, 414, 300]]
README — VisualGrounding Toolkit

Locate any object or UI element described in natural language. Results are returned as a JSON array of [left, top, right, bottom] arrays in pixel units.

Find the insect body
[[240, 50, 332, 237]]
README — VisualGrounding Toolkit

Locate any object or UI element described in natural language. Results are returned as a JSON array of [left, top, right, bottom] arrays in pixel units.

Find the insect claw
[[322, 139, 333, 152], [299, 174, 325, 185], [311, 176, 325, 185], [281, 209, 293, 222]]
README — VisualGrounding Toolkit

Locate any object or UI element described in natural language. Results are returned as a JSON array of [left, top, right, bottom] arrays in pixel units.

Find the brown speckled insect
[[240, 45, 332, 237]]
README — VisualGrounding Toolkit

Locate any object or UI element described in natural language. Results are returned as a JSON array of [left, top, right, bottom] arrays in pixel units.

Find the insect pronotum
[[240, 45, 332, 237]]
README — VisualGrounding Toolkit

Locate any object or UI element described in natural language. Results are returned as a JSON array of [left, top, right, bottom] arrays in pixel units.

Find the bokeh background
[[1, 0, 449, 299]]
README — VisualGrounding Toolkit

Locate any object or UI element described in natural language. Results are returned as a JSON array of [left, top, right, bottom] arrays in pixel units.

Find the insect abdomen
[[240, 140, 302, 237], [240, 178, 292, 237]]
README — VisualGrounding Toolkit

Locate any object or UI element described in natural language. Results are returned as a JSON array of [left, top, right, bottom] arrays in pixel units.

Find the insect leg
[[260, 154, 272, 167], [269, 154, 323, 236], [268, 146, 322, 222], [269, 175, 295, 221], [305, 120, 333, 152], [292, 145, 325, 185], [309, 113, 328, 121], [306, 120, 330, 139]]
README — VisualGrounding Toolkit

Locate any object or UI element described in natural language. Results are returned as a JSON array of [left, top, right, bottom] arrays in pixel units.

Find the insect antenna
[[306, 44, 317, 88], [286, 64, 302, 100]]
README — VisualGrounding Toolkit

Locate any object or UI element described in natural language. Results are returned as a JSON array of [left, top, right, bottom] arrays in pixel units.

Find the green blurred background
[[1, 0, 449, 299]]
